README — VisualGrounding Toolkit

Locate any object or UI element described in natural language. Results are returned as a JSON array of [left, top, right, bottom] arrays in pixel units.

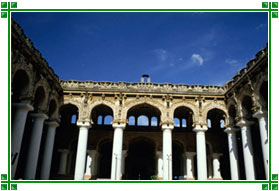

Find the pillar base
[[84, 175, 91, 180], [184, 177, 195, 180], [208, 178, 223, 180]]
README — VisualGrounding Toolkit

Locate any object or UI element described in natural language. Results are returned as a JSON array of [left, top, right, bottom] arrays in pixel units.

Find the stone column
[[11, 103, 33, 179], [74, 121, 91, 180], [121, 150, 128, 179], [253, 110, 268, 179], [110, 123, 126, 180], [193, 124, 208, 180], [84, 150, 98, 180], [224, 126, 240, 180], [184, 152, 195, 180], [162, 124, 174, 180], [212, 153, 223, 180], [156, 151, 163, 180], [236, 119, 255, 180], [23, 113, 48, 180], [58, 149, 70, 175], [207, 156, 213, 179], [40, 121, 59, 180]]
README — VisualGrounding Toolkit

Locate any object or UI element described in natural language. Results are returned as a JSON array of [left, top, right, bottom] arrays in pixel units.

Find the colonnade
[[12, 103, 269, 180], [11, 103, 59, 180], [71, 121, 225, 180], [225, 109, 268, 180]]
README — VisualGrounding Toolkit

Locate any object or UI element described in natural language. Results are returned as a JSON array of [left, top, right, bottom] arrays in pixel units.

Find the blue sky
[[12, 12, 267, 85]]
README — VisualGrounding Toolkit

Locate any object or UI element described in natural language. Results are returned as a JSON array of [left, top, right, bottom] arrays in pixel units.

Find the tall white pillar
[[40, 121, 59, 180], [74, 121, 91, 180], [207, 156, 213, 179], [224, 127, 240, 180], [58, 149, 70, 175], [162, 124, 174, 180], [193, 124, 208, 180], [84, 150, 98, 180], [23, 113, 48, 180], [121, 150, 128, 179], [236, 119, 255, 180], [156, 151, 163, 180], [184, 152, 195, 180], [11, 103, 33, 179], [111, 123, 126, 180], [212, 153, 223, 179], [253, 110, 268, 179]]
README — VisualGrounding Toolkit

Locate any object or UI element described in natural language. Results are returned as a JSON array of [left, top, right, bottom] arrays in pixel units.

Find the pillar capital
[[45, 121, 59, 129], [12, 102, 34, 111], [212, 153, 223, 159], [76, 121, 91, 128], [30, 112, 48, 120], [224, 126, 239, 134], [252, 110, 267, 119], [160, 120, 174, 127], [184, 152, 196, 158], [193, 124, 208, 133], [87, 150, 98, 156], [156, 151, 162, 157], [236, 119, 253, 128], [122, 150, 128, 157], [112, 122, 126, 130], [161, 124, 174, 131]]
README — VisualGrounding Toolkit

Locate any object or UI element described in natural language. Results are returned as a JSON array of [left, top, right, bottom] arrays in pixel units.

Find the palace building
[[11, 20, 268, 181]]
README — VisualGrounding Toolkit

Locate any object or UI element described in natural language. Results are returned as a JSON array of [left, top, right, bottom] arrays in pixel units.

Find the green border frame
[[0, 1, 278, 190]]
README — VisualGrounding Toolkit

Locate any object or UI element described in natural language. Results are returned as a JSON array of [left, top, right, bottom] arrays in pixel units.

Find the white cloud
[[153, 49, 168, 62], [191, 54, 204, 65], [225, 58, 239, 66], [256, 23, 266, 30]]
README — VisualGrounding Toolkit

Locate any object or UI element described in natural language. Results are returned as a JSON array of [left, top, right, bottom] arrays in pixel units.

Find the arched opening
[[97, 140, 113, 179], [173, 106, 193, 130], [206, 108, 230, 180], [125, 138, 155, 180], [48, 99, 57, 120], [12, 70, 30, 103], [127, 103, 161, 131], [104, 115, 113, 125], [172, 141, 184, 180], [128, 116, 135, 126], [259, 81, 268, 110], [151, 117, 158, 127], [49, 104, 79, 179], [137, 115, 149, 126], [91, 104, 114, 128], [33, 86, 46, 112], [241, 96, 265, 180]]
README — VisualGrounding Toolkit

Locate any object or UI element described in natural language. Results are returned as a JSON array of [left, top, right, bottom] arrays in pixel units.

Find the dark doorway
[[172, 142, 184, 179], [125, 139, 155, 180], [98, 140, 113, 178]]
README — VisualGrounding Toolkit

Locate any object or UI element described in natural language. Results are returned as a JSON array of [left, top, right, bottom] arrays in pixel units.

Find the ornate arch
[[169, 101, 198, 124], [88, 100, 117, 120], [47, 91, 60, 120], [201, 101, 228, 124], [32, 79, 50, 112], [122, 98, 166, 121], [254, 74, 268, 110], [62, 99, 82, 116]]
